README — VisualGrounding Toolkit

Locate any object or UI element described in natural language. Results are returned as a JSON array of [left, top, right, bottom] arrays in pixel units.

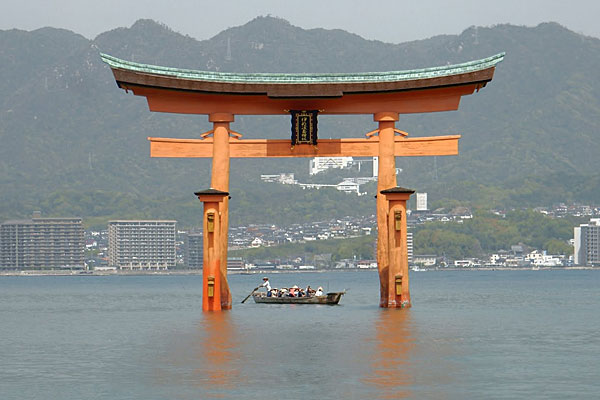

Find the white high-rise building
[[416, 193, 428, 211], [108, 220, 176, 269], [574, 218, 600, 266], [372, 156, 378, 178], [407, 231, 413, 263]]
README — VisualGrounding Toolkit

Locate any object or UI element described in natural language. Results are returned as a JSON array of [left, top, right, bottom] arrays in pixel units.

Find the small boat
[[252, 291, 345, 305]]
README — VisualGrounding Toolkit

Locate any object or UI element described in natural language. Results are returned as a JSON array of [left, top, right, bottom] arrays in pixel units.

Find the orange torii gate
[[102, 52, 503, 311]]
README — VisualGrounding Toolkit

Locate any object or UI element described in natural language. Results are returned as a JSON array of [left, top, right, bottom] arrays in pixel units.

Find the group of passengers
[[259, 277, 323, 298]]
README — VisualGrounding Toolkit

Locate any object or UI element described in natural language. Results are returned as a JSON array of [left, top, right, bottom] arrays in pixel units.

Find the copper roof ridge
[[100, 52, 505, 85]]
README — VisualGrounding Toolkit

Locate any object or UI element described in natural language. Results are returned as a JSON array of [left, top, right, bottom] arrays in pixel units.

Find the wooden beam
[[148, 135, 460, 158], [133, 85, 475, 115]]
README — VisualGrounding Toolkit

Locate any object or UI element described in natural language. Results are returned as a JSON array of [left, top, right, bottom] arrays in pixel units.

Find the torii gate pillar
[[381, 187, 414, 308], [208, 113, 234, 309], [374, 112, 412, 308], [195, 188, 229, 311]]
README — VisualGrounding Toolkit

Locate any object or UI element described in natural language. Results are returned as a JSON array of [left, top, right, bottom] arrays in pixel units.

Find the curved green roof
[[100, 52, 504, 85]]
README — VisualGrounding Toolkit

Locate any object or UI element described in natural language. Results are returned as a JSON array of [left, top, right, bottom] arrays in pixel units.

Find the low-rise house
[[357, 260, 377, 269], [413, 255, 437, 266], [454, 259, 475, 267], [526, 250, 563, 267]]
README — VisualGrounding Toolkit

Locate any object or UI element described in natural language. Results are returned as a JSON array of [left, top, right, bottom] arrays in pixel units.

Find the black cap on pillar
[[380, 186, 415, 195], [194, 188, 230, 202]]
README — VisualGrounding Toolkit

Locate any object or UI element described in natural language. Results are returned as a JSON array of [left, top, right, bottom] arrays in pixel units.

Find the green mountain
[[1, 17, 599, 227]]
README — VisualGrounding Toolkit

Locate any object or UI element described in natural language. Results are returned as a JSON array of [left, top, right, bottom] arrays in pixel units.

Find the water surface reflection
[[2, 271, 595, 399], [158, 312, 244, 399], [364, 309, 415, 398], [196, 313, 242, 391]]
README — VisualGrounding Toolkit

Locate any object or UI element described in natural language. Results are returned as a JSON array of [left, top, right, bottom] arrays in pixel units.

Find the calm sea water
[[0, 270, 598, 399]]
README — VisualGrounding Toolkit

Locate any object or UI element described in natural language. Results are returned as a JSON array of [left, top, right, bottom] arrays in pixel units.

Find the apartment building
[[108, 220, 176, 269], [407, 231, 413, 263], [184, 232, 203, 269], [0, 216, 84, 269], [574, 218, 600, 266]]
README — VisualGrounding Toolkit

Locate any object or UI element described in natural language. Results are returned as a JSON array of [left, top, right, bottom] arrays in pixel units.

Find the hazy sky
[[2, 0, 599, 43]]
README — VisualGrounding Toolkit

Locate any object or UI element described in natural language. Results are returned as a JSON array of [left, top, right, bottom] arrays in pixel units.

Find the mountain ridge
[[1, 17, 599, 227]]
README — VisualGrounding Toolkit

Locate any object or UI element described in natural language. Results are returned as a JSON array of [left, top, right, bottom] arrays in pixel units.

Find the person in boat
[[259, 277, 272, 297], [288, 285, 298, 297], [315, 286, 324, 296], [306, 285, 315, 296]]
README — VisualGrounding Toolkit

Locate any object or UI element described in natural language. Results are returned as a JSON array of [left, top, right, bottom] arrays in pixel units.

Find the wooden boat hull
[[252, 292, 345, 305]]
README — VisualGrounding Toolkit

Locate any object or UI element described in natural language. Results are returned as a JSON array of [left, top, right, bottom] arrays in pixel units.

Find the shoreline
[[0, 266, 598, 277]]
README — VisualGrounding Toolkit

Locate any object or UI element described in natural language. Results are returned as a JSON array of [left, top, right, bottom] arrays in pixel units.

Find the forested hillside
[[1, 17, 599, 227]]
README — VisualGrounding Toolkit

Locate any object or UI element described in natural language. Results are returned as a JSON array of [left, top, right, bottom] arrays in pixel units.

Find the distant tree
[[544, 239, 573, 256]]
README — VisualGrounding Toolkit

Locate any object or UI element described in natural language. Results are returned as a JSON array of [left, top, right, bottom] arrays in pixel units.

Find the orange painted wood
[[148, 135, 460, 158], [387, 201, 410, 308], [210, 121, 233, 310], [202, 202, 222, 311], [376, 121, 397, 308], [129, 85, 476, 115]]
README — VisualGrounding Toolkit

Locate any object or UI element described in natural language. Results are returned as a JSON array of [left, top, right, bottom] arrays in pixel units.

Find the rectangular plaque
[[290, 110, 318, 146]]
